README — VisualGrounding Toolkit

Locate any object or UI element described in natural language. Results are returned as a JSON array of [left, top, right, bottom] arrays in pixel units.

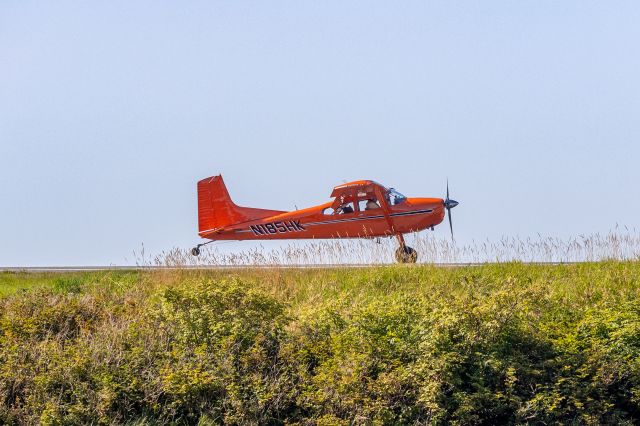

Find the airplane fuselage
[[199, 197, 445, 241]]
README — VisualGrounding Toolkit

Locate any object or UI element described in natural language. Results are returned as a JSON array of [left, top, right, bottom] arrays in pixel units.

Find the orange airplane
[[192, 175, 459, 263]]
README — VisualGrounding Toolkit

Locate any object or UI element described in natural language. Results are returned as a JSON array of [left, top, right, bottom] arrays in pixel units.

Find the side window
[[358, 198, 380, 212], [335, 202, 355, 214], [322, 207, 334, 215]]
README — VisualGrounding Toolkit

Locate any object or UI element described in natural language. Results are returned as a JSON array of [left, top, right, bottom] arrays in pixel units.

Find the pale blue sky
[[1, 1, 639, 265]]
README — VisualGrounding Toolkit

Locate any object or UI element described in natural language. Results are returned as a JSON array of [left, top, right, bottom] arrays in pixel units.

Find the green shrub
[[1, 263, 640, 424]]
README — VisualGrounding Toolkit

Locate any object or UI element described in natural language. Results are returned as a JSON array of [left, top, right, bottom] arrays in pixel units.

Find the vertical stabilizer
[[197, 175, 285, 236]]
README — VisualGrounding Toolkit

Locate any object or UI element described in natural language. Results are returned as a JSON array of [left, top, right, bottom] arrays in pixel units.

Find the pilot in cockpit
[[336, 203, 354, 214], [365, 199, 380, 210]]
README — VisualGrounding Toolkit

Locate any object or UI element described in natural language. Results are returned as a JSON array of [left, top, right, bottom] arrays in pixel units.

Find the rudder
[[197, 175, 285, 235]]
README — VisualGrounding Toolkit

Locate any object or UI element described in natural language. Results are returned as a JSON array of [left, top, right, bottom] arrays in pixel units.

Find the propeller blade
[[444, 179, 455, 242], [447, 204, 454, 241], [446, 178, 450, 202]]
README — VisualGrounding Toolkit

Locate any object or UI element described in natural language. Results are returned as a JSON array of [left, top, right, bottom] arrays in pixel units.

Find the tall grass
[[142, 228, 640, 267]]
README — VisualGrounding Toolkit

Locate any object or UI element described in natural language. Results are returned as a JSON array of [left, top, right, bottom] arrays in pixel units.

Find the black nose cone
[[444, 199, 459, 209]]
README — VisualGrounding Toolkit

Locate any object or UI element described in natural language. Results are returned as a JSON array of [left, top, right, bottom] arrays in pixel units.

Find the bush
[[1, 263, 640, 424]]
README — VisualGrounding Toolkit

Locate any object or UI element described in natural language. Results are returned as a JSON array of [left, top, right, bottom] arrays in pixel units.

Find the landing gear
[[191, 240, 215, 256], [394, 233, 417, 263], [395, 245, 417, 263]]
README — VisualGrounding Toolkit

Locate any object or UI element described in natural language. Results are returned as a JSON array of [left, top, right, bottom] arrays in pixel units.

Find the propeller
[[443, 179, 459, 241]]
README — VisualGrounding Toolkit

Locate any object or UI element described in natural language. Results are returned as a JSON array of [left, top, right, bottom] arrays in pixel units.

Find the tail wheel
[[191, 246, 201, 257], [395, 246, 417, 263]]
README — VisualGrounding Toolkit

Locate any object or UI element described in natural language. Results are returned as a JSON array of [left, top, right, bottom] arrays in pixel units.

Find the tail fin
[[197, 175, 285, 235]]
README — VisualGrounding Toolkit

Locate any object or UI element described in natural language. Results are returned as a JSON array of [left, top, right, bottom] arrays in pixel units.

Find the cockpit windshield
[[387, 188, 407, 205]]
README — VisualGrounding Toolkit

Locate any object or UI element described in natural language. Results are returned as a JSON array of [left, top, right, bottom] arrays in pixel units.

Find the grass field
[[1, 262, 640, 424], [146, 228, 640, 266]]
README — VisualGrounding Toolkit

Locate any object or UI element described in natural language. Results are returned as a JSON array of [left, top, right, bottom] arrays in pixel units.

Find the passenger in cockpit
[[365, 199, 380, 210]]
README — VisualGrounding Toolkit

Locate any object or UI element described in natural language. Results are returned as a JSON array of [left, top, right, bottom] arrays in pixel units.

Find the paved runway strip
[[0, 262, 585, 273]]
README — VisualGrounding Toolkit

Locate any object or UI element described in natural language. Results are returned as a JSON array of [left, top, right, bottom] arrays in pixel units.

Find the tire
[[191, 247, 201, 257], [395, 246, 417, 263]]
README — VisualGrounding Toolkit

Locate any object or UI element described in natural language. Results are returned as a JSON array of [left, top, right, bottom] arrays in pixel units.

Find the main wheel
[[191, 246, 201, 256], [395, 246, 417, 263]]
